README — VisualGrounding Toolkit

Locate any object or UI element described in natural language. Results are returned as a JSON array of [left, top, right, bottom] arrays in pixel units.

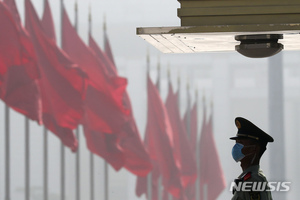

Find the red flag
[[136, 162, 160, 200], [25, 0, 87, 151], [89, 35, 152, 176], [82, 85, 125, 170], [0, 1, 42, 123], [83, 126, 125, 170], [165, 83, 197, 188], [199, 112, 226, 200], [182, 100, 198, 153], [3, 0, 21, 24], [144, 75, 182, 198], [41, 0, 56, 42], [135, 171, 148, 198], [62, 9, 129, 134], [163, 189, 169, 200], [88, 35, 116, 75], [61, 9, 132, 169]]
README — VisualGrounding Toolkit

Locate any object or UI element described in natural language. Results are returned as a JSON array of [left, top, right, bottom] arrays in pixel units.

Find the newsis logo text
[[230, 182, 291, 192]]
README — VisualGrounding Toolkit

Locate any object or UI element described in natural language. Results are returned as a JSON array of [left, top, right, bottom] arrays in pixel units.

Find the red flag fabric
[[135, 73, 161, 199], [88, 35, 116, 75], [136, 162, 160, 200], [165, 82, 197, 188], [62, 9, 138, 170], [183, 102, 198, 200], [3, 0, 21, 24], [82, 85, 125, 170], [89, 34, 152, 176], [41, 0, 56, 42], [144, 75, 182, 198], [25, 0, 87, 151], [62, 9, 129, 134], [199, 112, 226, 200], [0, 1, 42, 123], [83, 126, 125, 169], [61, 9, 127, 169], [163, 189, 169, 200]]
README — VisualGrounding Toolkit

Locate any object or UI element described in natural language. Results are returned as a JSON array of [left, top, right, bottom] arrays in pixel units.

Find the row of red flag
[[0, 0, 151, 176], [0, 0, 226, 199], [135, 71, 227, 199]]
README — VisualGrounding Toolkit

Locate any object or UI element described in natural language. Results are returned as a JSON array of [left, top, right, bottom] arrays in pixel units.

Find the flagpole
[[60, 1, 65, 200], [186, 79, 191, 140], [103, 15, 109, 200], [60, 144, 65, 200], [90, 153, 94, 200], [203, 184, 208, 200], [167, 65, 173, 200], [88, 5, 95, 200], [195, 90, 200, 200], [74, 1, 81, 200], [42, 1, 49, 200], [157, 57, 162, 200], [156, 56, 161, 90], [75, 128, 80, 200], [25, 117, 30, 200], [5, 105, 10, 200], [146, 50, 152, 200], [197, 94, 205, 200], [177, 69, 180, 108], [44, 127, 48, 200], [104, 162, 109, 200]]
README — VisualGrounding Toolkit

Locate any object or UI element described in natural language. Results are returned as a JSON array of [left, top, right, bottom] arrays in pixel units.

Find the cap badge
[[235, 120, 241, 129]]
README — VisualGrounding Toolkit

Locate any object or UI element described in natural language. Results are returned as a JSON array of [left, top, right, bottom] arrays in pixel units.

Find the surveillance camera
[[235, 34, 284, 58]]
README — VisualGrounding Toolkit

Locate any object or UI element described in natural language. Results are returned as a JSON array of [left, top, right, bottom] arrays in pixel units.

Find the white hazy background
[[0, 0, 300, 199]]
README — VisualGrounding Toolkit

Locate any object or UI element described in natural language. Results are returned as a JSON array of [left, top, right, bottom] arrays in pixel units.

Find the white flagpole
[[74, 1, 81, 200], [146, 51, 152, 200], [5, 105, 10, 200], [60, 1, 65, 200], [157, 58, 163, 200], [186, 79, 191, 140], [25, 117, 30, 200], [103, 15, 110, 200], [75, 128, 80, 200], [42, 2, 49, 200], [203, 184, 208, 200], [88, 4, 95, 200], [43, 127, 48, 200], [194, 90, 200, 200]]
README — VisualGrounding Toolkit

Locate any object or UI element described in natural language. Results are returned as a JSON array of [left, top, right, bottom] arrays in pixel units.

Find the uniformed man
[[230, 117, 273, 200]]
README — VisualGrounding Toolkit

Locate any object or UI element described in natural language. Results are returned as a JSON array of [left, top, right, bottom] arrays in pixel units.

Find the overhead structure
[[137, 0, 300, 58]]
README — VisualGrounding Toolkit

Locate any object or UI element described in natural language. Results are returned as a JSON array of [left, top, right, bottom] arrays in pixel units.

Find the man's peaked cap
[[230, 117, 274, 143]]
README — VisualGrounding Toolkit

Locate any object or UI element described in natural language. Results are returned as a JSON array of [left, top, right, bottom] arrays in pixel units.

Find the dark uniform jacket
[[231, 165, 272, 200]]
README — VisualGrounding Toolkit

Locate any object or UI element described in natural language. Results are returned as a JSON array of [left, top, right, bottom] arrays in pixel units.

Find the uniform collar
[[238, 165, 260, 178]]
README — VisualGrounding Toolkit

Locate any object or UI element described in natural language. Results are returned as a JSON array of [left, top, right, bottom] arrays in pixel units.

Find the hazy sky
[[2, 1, 300, 200]]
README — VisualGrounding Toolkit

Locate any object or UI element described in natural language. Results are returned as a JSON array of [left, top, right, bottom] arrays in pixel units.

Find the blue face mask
[[232, 143, 245, 162]]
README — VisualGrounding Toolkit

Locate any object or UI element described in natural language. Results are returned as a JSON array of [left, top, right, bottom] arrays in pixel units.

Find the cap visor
[[230, 136, 250, 140]]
